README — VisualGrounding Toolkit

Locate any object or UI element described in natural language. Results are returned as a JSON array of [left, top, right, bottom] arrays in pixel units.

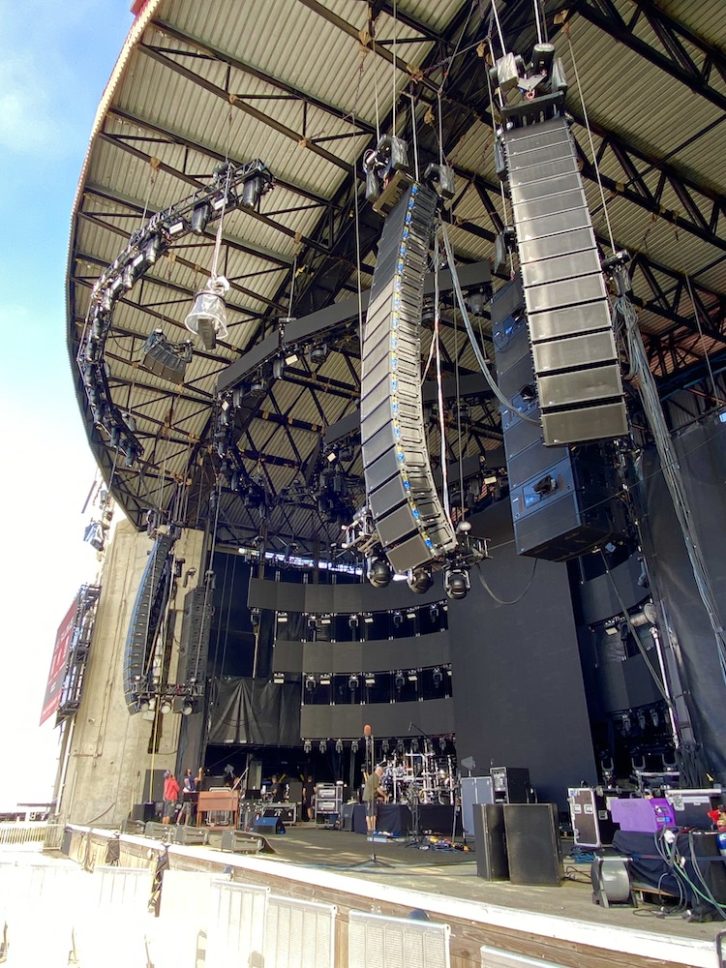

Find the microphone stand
[[406, 723, 433, 847], [351, 731, 391, 870]]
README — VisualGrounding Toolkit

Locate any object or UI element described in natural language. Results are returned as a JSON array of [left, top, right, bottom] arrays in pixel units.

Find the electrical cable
[[432, 235, 453, 526], [489, 0, 507, 57], [684, 273, 721, 405], [440, 224, 538, 423], [475, 557, 538, 606], [453, 306, 466, 523]]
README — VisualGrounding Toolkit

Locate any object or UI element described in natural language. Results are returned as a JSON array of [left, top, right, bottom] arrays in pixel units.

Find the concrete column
[[58, 520, 205, 827]]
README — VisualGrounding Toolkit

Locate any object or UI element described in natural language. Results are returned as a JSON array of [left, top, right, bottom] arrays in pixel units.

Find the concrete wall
[[58, 520, 205, 827]]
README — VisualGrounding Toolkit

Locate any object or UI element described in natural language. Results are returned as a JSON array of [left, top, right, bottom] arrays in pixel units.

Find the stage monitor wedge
[[360, 183, 457, 573], [500, 116, 627, 446]]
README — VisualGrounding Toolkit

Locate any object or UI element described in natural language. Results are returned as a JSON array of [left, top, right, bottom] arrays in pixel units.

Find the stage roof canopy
[[67, 0, 726, 551]]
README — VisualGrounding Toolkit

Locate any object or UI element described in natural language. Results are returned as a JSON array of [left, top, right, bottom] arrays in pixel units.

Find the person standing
[[363, 764, 386, 835], [301, 774, 315, 822], [178, 768, 197, 825], [162, 770, 180, 825]]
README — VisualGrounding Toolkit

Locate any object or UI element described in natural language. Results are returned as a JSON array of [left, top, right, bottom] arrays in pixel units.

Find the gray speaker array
[[501, 117, 627, 446], [122, 531, 176, 709], [361, 183, 457, 573], [176, 584, 212, 687]]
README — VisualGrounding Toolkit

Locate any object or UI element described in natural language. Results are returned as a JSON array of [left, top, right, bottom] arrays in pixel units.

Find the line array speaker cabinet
[[122, 530, 176, 708], [253, 816, 286, 835], [131, 801, 157, 823], [361, 183, 457, 573], [493, 280, 627, 560], [176, 584, 212, 686], [473, 804, 509, 880], [503, 803, 562, 886], [500, 116, 627, 446]]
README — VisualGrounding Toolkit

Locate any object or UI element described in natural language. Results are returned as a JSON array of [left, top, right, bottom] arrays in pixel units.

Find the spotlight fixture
[[335, 738, 344, 754], [319, 673, 332, 685], [184, 275, 230, 349], [364, 674, 376, 687], [138, 698, 150, 712], [191, 201, 211, 234], [407, 670, 418, 683], [394, 670, 405, 690], [439, 737, 447, 752], [303, 739, 312, 754], [305, 675, 317, 692], [406, 609, 416, 620], [310, 343, 328, 365], [363, 613, 374, 624], [432, 667, 443, 688], [396, 737, 405, 753], [407, 566, 433, 594], [325, 451, 337, 464], [444, 567, 469, 600], [411, 738, 419, 753], [160, 699, 172, 715], [277, 612, 288, 624], [319, 739, 327, 754], [182, 699, 194, 715], [429, 604, 440, 621], [351, 739, 359, 754], [250, 608, 261, 629], [348, 675, 358, 691], [392, 610, 403, 628], [367, 556, 392, 589], [348, 614, 359, 630], [148, 697, 156, 712], [272, 357, 285, 380], [381, 739, 390, 754], [273, 672, 285, 685]]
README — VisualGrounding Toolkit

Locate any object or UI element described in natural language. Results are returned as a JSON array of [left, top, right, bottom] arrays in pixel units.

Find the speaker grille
[[502, 117, 627, 445], [122, 531, 176, 710], [361, 184, 457, 572], [176, 584, 212, 687]]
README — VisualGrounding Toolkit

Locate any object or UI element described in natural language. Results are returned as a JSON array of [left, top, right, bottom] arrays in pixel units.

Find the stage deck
[[65, 822, 724, 967]]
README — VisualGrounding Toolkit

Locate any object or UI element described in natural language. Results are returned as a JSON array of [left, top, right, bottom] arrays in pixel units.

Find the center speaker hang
[[499, 116, 628, 446], [360, 184, 457, 574]]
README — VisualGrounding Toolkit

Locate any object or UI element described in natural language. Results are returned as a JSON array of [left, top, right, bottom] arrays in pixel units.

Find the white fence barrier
[[266, 895, 337, 968], [206, 880, 269, 968], [348, 910, 451, 968]]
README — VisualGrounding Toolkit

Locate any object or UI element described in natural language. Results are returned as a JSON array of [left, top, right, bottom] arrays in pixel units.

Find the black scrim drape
[[638, 415, 726, 784], [208, 678, 301, 746]]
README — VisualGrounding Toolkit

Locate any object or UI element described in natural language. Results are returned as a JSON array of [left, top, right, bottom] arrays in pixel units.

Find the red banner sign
[[39, 597, 77, 725]]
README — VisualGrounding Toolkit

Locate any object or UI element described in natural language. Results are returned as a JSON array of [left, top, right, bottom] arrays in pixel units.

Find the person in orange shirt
[[162, 770, 180, 825]]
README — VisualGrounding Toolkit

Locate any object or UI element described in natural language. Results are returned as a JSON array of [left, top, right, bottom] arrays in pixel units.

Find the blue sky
[[0, 0, 135, 808]]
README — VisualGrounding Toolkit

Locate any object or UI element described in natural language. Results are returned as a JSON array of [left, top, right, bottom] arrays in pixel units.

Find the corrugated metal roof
[[67, 0, 726, 545]]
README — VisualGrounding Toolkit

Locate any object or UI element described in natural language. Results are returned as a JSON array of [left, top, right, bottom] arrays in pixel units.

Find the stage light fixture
[[392, 610, 403, 628], [406, 609, 416, 620], [148, 697, 156, 712], [319, 673, 332, 685], [348, 675, 358, 691], [122, 264, 134, 290], [319, 739, 327, 754], [382, 739, 390, 754], [250, 608, 261, 629], [326, 451, 337, 464], [138, 698, 150, 712], [335, 739, 344, 754], [284, 352, 299, 366], [394, 670, 405, 690], [160, 699, 172, 714], [367, 556, 392, 589], [272, 357, 285, 380], [429, 604, 440, 621], [191, 201, 211, 234], [166, 216, 185, 236], [310, 343, 328, 365], [439, 737, 446, 752], [305, 675, 317, 692], [303, 739, 312, 754], [277, 612, 288, 624], [348, 614, 359, 630], [444, 567, 469, 600], [432, 667, 443, 688], [184, 275, 230, 349], [363, 613, 374, 624], [407, 567, 433, 594], [144, 236, 160, 264], [351, 739, 359, 754], [407, 670, 418, 683], [182, 699, 194, 715], [273, 672, 284, 685], [411, 738, 419, 753], [364, 674, 376, 687]]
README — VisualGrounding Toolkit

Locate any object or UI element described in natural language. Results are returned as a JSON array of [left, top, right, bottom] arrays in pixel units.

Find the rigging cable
[[441, 223, 538, 423], [684, 273, 721, 405], [432, 233, 452, 525], [565, 29, 616, 253], [476, 557, 538, 606], [453, 304, 466, 523]]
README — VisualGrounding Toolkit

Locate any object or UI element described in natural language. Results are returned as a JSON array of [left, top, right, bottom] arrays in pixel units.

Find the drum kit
[[381, 750, 457, 806]]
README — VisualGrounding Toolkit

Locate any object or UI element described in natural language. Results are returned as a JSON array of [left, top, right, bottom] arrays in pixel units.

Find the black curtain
[[207, 678, 300, 746], [638, 415, 726, 783]]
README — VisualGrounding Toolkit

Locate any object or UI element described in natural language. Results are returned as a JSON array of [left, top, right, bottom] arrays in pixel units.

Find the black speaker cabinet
[[253, 816, 286, 835], [503, 803, 562, 886], [472, 804, 509, 881], [131, 801, 157, 823]]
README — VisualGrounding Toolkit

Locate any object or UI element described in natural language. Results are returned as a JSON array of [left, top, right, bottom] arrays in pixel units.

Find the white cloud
[[0, 57, 66, 155]]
